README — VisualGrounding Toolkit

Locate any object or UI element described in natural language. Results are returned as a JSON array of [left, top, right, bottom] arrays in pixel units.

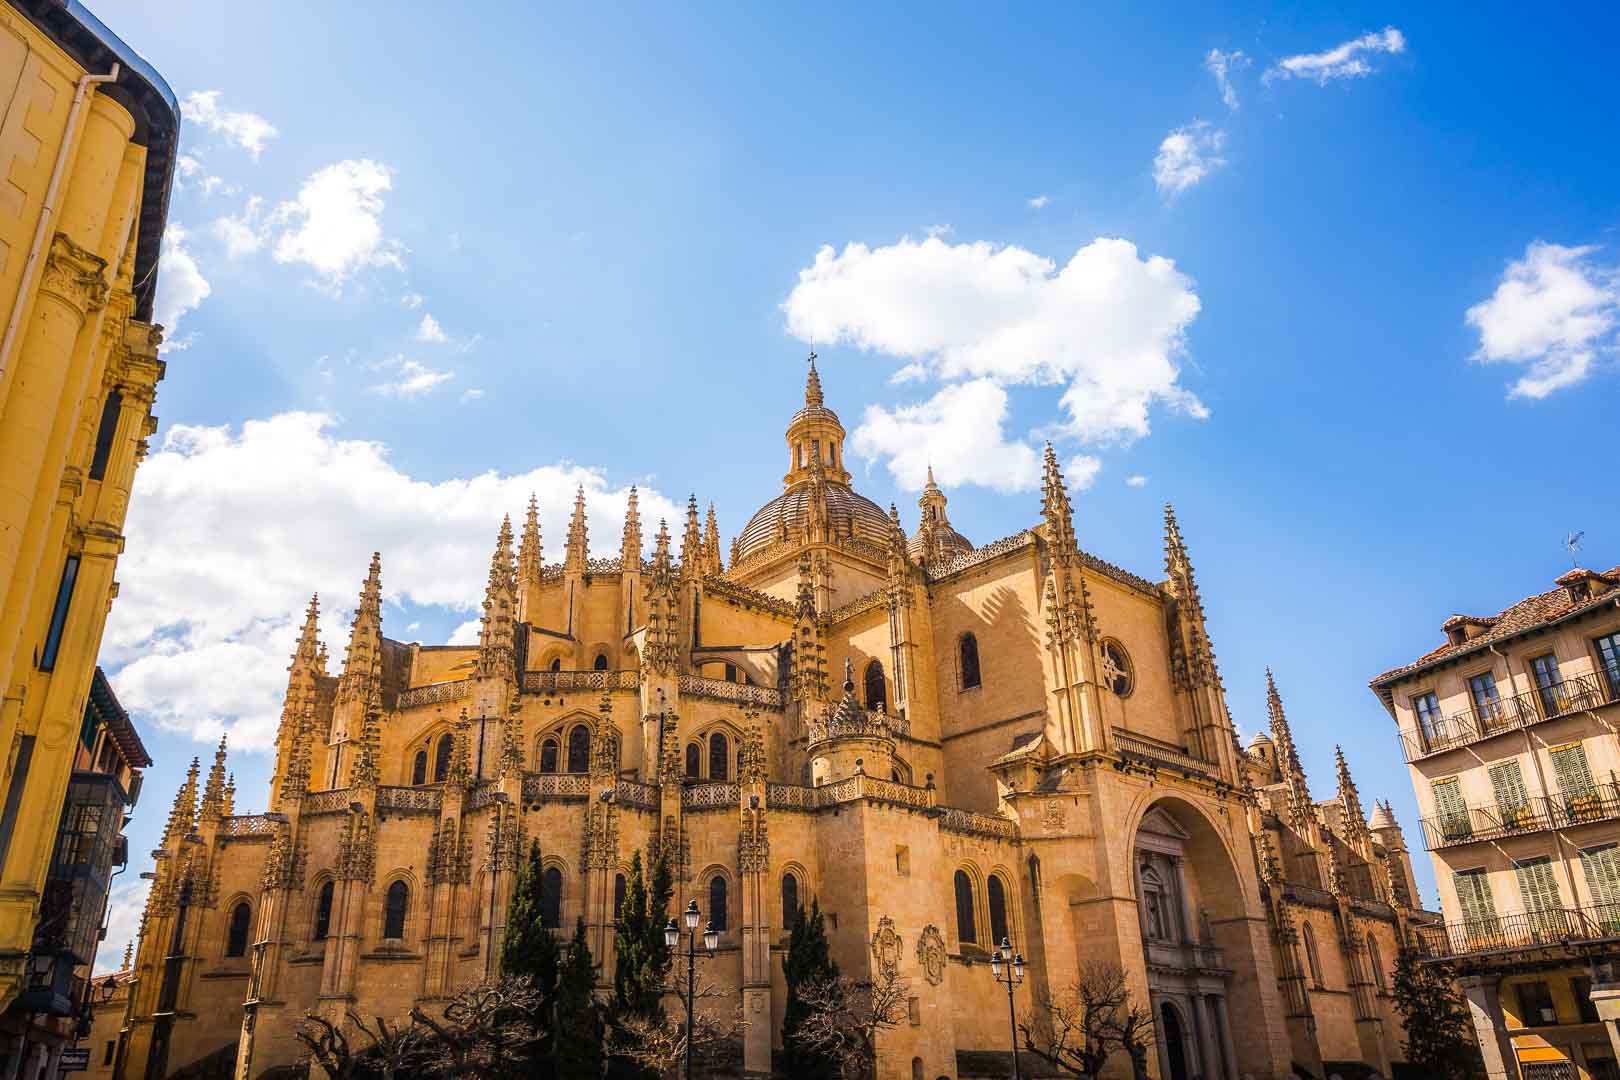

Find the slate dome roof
[[734, 480, 892, 564]]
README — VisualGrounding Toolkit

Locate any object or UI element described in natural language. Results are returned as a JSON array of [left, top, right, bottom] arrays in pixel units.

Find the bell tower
[[782, 352, 851, 487]]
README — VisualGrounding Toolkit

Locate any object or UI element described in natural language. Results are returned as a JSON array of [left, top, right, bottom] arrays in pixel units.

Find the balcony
[[1415, 904, 1620, 960], [1421, 784, 1620, 850], [1400, 674, 1618, 762]]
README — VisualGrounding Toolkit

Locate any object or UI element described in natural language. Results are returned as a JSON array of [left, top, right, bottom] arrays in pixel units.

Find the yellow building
[[1373, 565, 1620, 1080], [0, 0, 176, 1029], [128, 365, 1431, 1080]]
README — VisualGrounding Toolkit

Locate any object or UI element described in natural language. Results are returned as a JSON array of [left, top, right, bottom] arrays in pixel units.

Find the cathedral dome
[[735, 479, 893, 563]]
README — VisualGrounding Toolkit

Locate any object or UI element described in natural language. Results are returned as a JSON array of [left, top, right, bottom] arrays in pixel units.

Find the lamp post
[[990, 936, 1026, 1080], [665, 899, 718, 1080]]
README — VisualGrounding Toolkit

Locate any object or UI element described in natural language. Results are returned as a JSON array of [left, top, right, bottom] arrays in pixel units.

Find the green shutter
[[1515, 857, 1566, 939], [1551, 742, 1600, 822], [1433, 778, 1471, 840], [1488, 761, 1531, 827], [1453, 868, 1499, 947], [1582, 845, 1620, 933]]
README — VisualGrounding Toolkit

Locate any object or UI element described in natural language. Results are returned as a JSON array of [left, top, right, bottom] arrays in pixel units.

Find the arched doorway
[[1160, 1001, 1190, 1080]]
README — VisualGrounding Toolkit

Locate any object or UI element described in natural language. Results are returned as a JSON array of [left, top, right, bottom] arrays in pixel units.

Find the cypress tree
[[554, 917, 604, 1080], [503, 839, 562, 1002], [645, 842, 674, 985], [1390, 947, 1482, 1080], [613, 850, 657, 1016], [781, 898, 839, 1080]]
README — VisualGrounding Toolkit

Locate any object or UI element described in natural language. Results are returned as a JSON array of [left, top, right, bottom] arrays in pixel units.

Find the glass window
[[1413, 692, 1442, 747], [954, 870, 976, 944], [549, 657, 562, 672], [1301, 922, 1322, 985], [593, 653, 609, 671], [226, 901, 252, 958], [1531, 653, 1564, 714], [88, 391, 123, 481], [411, 751, 427, 786], [433, 734, 453, 783], [1596, 632, 1620, 701], [539, 738, 559, 774], [781, 874, 800, 929], [864, 661, 886, 712], [1102, 641, 1133, 697], [541, 867, 562, 929], [709, 875, 728, 932], [383, 881, 408, 940], [614, 874, 627, 923], [708, 732, 729, 781], [1516, 980, 1558, 1027], [39, 556, 79, 672], [685, 743, 700, 779], [959, 634, 981, 690], [1574, 975, 1602, 1023], [314, 881, 335, 940], [566, 725, 590, 773], [1469, 671, 1502, 722], [988, 875, 1010, 946]]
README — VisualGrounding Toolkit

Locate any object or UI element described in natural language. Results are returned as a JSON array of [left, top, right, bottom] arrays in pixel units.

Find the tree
[[294, 1013, 365, 1080], [1391, 947, 1482, 1080], [412, 977, 543, 1080], [614, 850, 660, 1017], [1019, 962, 1153, 1079], [503, 839, 562, 1002], [606, 995, 738, 1080], [295, 1011, 430, 1080], [645, 843, 674, 987], [789, 965, 910, 1080], [555, 917, 605, 1080], [781, 899, 841, 1080], [347, 1014, 428, 1080]]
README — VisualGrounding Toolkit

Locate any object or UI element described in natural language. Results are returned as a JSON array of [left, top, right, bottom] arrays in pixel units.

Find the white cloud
[[1265, 27, 1406, 85], [416, 313, 448, 343], [1026, 194, 1051, 209], [180, 90, 278, 158], [401, 292, 425, 309], [176, 154, 201, 179], [1126, 474, 1148, 488], [1154, 122, 1227, 197], [1205, 49, 1250, 109], [1465, 241, 1618, 399], [448, 619, 481, 646], [155, 224, 211, 334], [889, 362, 929, 385], [785, 235, 1204, 453], [460, 388, 486, 403], [103, 412, 680, 749], [1065, 455, 1102, 491], [96, 877, 149, 975], [851, 379, 1042, 493], [270, 159, 402, 287], [370, 356, 454, 398], [212, 196, 264, 258]]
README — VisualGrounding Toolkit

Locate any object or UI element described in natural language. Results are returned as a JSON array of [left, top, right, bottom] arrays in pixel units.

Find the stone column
[[1587, 980, 1620, 1064], [1213, 993, 1239, 1080], [1459, 975, 1515, 1080]]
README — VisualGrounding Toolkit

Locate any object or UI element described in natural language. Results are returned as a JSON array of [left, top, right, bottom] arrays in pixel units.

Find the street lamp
[[665, 899, 718, 1080], [990, 936, 1026, 1080]]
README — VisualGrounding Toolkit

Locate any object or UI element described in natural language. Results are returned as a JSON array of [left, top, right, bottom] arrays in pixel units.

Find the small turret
[[198, 736, 228, 824], [565, 487, 589, 573], [703, 502, 723, 575], [476, 516, 518, 682], [621, 486, 642, 568], [163, 758, 200, 849], [336, 554, 384, 715], [680, 495, 702, 579], [517, 494, 543, 620], [642, 520, 679, 675], [1335, 744, 1371, 850]]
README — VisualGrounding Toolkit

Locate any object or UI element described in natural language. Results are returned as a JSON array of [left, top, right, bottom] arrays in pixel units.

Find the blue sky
[[87, 1, 1620, 966]]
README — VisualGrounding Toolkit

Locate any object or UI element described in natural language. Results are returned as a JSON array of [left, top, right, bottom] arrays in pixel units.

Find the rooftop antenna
[[1566, 530, 1585, 568]]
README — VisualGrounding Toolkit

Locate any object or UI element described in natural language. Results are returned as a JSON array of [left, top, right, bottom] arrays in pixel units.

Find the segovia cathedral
[[114, 362, 1437, 1080]]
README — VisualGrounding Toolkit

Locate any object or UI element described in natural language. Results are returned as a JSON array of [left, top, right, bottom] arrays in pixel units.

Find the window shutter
[[1433, 778, 1470, 839], [1551, 743, 1597, 799], [1514, 858, 1562, 913], [1581, 845, 1620, 906], [1488, 761, 1530, 814], [1453, 869, 1497, 924]]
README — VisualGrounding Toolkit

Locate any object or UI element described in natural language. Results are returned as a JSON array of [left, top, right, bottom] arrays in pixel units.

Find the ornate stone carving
[[871, 915, 903, 978], [40, 232, 109, 315], [917, 924, 946, 986]]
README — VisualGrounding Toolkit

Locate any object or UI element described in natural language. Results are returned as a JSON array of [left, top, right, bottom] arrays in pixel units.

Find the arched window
[[709, 732, 729, 781], [1368, 935, 1385, 992], [411, 751, 428, 786], [433, 733, 453, 783], [685, 744, 701, 779], [954, 870, 977, 944], [960, 633, 981, 690], [539, 738, 559, 774], [864, 660, 887, 712], [383, 881, 408, 940], [1301, 922, 1322, 986], [710, 875, 729, 932], [1101, 639, 1134, 697], [226, 901, 252, 958], [594, 653, 609, 671], [541, 867, 563, 929], [988, 875, 1010, 947], [782, 874, 800, 929], [566, 725, 590, 773], [549, 657, 562, 672], [614, 874, 628, 923], [314, 881, 335, 941]]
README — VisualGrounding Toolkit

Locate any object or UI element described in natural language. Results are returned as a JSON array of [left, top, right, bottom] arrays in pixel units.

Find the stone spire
[[886, 503, 912, 607], [223, 773, 235, 817], [703, 502, 723, 575], [448, 708, 473, 789], [163, 757, 200, 848], [1164, 504, 1217, 689], [1039, 444, 1098, 645], [336, 553, 384, 713], [1041, 444, 1077, 551], [122, 940, 133, 971], [1335, 745, 1370, 848], [272, 594, 322, 806], [804, 350, 824, 408], [1267, 669, 1315, 832], [680, 495, 702, 579], [621, 486, 642, 568], [476, 516, 517, 682], [791, 552, 827, 701], [565, 487, 589, 573], [642, 520, 679, 675], [517, 494, 543, 587], [198, 736, 229, 824]]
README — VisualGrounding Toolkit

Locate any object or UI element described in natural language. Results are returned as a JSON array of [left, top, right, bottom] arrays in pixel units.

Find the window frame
[[959, 633, 982, 691], [225, 900, 252, 958], [1100, 639, 1134, 698], [39, 555, 80, 672]]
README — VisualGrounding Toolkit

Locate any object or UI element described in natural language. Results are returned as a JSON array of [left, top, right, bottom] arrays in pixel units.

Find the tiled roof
[[1370, 565, 1620, 688]]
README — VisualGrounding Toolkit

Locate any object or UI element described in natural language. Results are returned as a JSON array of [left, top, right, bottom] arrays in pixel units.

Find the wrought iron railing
[[1415, 904, 1620, 959], [1421, 784, 1620, 850], [1112, 729, 1216, 777], [1400, 678, 1618, 762]]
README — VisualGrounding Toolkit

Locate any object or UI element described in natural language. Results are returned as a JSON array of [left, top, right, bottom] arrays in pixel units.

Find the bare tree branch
[[1019, 962, 1155, 1080], [791, 966, 911, 1080]]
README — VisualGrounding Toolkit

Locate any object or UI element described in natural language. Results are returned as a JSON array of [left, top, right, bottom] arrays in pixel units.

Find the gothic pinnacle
[[339, 553, 384, 698], [200, 735, 228, 820], [804, 349, 824, 408], [680, 495, 702, 577], [518, 493, 543, 584], [703, 501, 722, 574], [292, 594, 320, 667], [622, 486, 642, 565], [566, 486, 589, 570], [165, 757, 200, 844]]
